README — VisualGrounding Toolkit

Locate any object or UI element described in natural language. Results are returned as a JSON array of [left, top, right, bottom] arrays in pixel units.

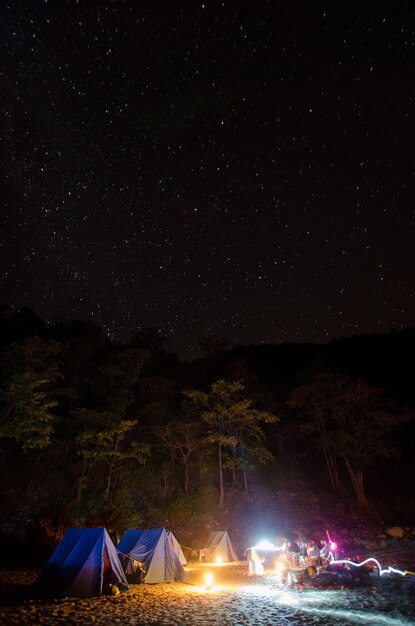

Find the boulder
[[385, 526, 405, 539]]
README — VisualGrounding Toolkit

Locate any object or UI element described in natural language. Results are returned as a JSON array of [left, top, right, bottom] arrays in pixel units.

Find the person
[[306, 540, 320, 567], [132, 559, 146, 583], [245, 547, 264, 575], [245, 547, 255, 576], [296, 535, 308, 567], [286, 539, 302, 568], [319, 539, 330, 562], [252, 548, 265, 575]]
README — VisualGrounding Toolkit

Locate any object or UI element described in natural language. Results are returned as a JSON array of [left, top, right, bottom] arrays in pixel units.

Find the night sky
[[1, 1, 414, 358]]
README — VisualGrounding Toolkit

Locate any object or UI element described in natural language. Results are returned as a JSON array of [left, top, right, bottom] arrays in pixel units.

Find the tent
[[32, 527, 129, 598], [206, 530, 238, 562], [117, 527, 187, 584], [167, 530, 187, 565]]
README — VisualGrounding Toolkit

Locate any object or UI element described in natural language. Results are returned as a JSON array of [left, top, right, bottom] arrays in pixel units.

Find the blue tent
[[32, 527, 129, 598], [117, 528, 187, 584]]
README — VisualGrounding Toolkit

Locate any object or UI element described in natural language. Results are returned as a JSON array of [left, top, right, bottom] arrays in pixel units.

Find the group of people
[[245, 533, 335, 582]]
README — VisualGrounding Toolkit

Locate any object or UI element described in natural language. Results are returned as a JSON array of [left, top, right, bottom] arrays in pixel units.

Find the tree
[[184, 379, 278, 507], [154, 419, 202, 495], [76, 414, 149, 494], [198, 335, 233, 357], [128, 328, 168, 358], [71, 344, 149, 498], [289, 372, 346, 494], [289, 371, 411, 506], [0, 337, 62, 451]]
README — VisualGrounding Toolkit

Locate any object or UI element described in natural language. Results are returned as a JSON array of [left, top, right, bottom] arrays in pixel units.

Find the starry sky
[[1, 1, 414, 358]]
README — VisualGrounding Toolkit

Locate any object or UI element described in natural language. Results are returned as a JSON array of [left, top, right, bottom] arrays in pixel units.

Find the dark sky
[[1, 1, 414, 358]]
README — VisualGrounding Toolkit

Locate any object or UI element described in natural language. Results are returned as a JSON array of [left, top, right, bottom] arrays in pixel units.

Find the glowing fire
[[205, 572, 214, 589], [215, 556, 223, 565]]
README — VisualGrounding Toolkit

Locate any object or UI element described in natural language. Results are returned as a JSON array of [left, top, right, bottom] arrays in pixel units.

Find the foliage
[[0, 337, 62, 451], [166, 490, 216, 528], [289, 371, 412, 504], [76, 414, 149, 493], [184, 379, 278, 505], [154, 418, 204, 494], [80, 488, 142, 532], [0, 309, 413, 533]]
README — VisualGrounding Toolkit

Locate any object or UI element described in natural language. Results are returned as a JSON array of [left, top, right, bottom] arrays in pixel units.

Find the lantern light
[[254, 539, 276, 551]]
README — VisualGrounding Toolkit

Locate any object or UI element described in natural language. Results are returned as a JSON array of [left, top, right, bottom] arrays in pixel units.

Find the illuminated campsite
[[1, 1, 415, 624], [1, 524, 415, 625]]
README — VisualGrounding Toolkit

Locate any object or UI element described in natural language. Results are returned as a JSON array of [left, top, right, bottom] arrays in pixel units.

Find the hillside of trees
[[0, 306, 414, 556]]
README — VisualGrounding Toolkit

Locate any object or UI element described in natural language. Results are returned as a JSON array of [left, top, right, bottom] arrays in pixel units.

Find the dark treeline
[[0, 306, 414, 538]]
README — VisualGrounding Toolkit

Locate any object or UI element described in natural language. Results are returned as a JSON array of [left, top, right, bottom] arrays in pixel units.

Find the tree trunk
[[184, 457, 189, 495], [324, 449, 346, 494], [240, 448, 248, 492], [345, 458, 369, 506], [162, 476, 168, 499], [243, 469, 248, 493], [279, 438, 284, 465], [231, 446, 237, 488], [106, 462, 113, 494], [218, 442, 224, 508], [27, 451, 42, 495], [76, 457, 87, 504]]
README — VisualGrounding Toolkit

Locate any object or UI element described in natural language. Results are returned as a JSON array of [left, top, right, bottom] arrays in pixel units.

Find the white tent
[[117, 528, 187, 584], [167, 530, 187, 565], [206, 530, 238, 562]]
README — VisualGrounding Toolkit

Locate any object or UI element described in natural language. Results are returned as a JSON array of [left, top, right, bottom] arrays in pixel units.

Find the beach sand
[[0, 561, 414, 626]]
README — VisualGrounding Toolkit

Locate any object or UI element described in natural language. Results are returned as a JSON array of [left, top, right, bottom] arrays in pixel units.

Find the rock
[[110, 584, 121, 596], [385, 526, 405, 539]]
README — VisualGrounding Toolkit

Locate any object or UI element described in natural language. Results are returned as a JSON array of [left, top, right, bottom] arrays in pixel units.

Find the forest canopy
[[0, 307, 414, 535]]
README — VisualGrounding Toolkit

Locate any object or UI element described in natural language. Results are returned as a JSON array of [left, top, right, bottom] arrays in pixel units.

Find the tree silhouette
[[0, 337, 62, 451], [154, 419, 203, 495], [290, 371, 412, 505]]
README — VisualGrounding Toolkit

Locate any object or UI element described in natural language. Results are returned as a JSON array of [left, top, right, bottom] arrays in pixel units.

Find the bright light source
[[215, 556, 223, 565], [254, 539, 276, 551], [205, 573, 214, 589]]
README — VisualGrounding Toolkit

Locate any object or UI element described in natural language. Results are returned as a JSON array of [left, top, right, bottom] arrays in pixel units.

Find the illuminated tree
[[184, 379, 277, 507]]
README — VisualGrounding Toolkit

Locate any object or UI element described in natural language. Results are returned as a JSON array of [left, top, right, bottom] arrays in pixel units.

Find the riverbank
[[1, 560, 415, 626]]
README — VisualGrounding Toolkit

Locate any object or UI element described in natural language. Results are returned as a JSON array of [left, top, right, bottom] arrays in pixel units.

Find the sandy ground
[[0, 562, 414, 626]]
